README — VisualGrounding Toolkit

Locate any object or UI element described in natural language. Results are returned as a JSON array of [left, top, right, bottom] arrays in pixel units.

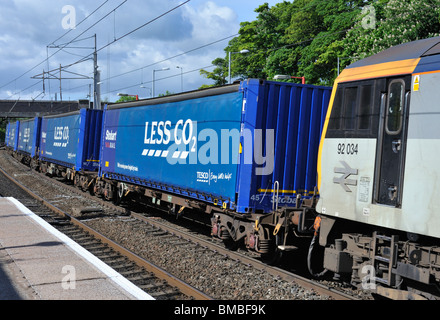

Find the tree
[[115, 96, 137, 103], [286, 0, 372, 85], [221, 0, 367, 85], [158, 90, 175, 97], [226, 2, 293, 81], [199, 57, 228, 88], [201, 0, 440, 88], [343, 0, 440, 62]]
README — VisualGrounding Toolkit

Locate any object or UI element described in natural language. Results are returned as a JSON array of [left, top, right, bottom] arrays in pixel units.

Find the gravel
[[85, 216, 329, 300], [0, 150, 331, 300]]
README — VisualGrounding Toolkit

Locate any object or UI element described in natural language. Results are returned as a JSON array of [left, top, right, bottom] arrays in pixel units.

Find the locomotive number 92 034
[[337, 143, 358, 155]]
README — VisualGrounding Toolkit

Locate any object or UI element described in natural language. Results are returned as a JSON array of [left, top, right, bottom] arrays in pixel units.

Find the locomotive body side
[[316, 36, 440, 298], [317, 38, 440, 239]]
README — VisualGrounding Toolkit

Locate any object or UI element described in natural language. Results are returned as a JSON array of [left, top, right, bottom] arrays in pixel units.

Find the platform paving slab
[[0, 197, 154, 300]]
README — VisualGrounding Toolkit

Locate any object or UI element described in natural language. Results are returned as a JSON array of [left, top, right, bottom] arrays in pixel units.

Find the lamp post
[[228, 49, 249, 84], [140, 86, 152, 98], [152, 67, 170, 97], [337, 57, 353, 75], [274, 74, 306, 84], [176, 66, 183, 93]]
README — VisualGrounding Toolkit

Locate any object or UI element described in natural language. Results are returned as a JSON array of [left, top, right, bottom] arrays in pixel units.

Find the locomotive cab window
[[358, 85, 372, 130], [327, 80, 378, 138], [386, 80, 405, 135], [343, 87, 357, 130]]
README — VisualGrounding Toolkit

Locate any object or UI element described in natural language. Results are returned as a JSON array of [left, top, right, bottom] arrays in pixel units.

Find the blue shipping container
[[7, 121, 19, 151], [100, 87, 243, 204], [5, 122, 10, 145], [237, 79, 331, 213], [40, 109, 102, 171], [100, 79, 331, 213], [17, 117, 41, 158]]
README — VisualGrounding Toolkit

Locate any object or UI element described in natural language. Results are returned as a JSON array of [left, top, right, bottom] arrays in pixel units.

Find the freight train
[[5, 36, 440, 300]]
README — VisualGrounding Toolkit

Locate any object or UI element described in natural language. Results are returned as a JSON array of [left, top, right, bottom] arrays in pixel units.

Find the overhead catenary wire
[[5, 0, 193, 100], [103, 33, 237, 83], [62, 0, 194, 68], [0, 0, 129, 95], [66, 33, 235, 98], [48, 0, 110, 46], [103, 65, 214, 96], [98, 0, 191, 54], [56, 23, 351, 100], [6, 80, 45, 99]]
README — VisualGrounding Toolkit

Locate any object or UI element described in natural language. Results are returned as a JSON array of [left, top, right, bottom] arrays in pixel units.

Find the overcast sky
[[0, 0, 282, 103]]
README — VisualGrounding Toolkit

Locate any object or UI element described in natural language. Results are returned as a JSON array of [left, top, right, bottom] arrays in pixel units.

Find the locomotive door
[[375, 77, 410, 207]]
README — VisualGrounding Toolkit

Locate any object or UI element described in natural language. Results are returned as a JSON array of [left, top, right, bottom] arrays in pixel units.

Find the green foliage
[[344, 0, 440, 63], [158, 90, 175, 97], [200, 0, 440, 88], [199, 57, 228, 88], [115, 95, 138, 103]]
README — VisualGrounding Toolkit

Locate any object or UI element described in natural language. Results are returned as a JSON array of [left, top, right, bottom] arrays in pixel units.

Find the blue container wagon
[[96, 79, 331, 251], [39, 109, 103, 186], [16, 117, 42, 166]]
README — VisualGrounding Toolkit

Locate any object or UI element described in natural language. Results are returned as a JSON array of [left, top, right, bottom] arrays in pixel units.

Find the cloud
[[183, 1, 238, 44], [0, 0, 241, 101]]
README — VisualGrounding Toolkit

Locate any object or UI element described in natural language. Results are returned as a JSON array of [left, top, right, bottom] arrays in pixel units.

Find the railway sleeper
[[126, 274, 156, 283], [146, 288, 179, 298], [118, 268, 149, 277]]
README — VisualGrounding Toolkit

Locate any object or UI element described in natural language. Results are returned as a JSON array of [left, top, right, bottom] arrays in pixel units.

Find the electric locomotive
[[316, 36, 440, 299]]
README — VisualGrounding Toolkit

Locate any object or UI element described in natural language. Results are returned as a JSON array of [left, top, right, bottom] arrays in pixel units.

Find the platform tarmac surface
[[0, 197, 154, 300]]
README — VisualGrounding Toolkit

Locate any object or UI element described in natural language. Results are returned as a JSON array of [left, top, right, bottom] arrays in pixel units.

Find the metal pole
[[228, 51, 231, 85], [59, 64, 62, 102], [337, 57, 340, 75], [93, 34, 101, 110], [152, 69, 155, 98], [179, 67, 183, 92]]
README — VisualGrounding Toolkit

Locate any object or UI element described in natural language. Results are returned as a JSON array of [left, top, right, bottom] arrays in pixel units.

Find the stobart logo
[[105, 130, 117, 141], [105, 130, 117, 149]]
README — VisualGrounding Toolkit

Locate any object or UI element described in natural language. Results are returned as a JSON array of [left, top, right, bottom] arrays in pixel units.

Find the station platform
[[0, 197, 154, 300]]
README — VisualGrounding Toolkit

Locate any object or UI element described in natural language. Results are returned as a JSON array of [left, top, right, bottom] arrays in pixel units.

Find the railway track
[[0, 155, 210, 300], [0, 150, 367, 300]]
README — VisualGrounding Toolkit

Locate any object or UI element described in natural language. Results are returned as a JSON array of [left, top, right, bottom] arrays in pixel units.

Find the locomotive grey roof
[[347, 36, 440, 69]]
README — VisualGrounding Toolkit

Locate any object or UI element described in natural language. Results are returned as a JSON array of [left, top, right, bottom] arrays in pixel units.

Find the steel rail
[[0, 153, 358, 300], [0, 166, 213, 301], [131, 211, 357, 301]]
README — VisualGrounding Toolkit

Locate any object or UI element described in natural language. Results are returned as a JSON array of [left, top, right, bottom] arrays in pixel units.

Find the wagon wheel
[[113, 183, 126, 205]]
